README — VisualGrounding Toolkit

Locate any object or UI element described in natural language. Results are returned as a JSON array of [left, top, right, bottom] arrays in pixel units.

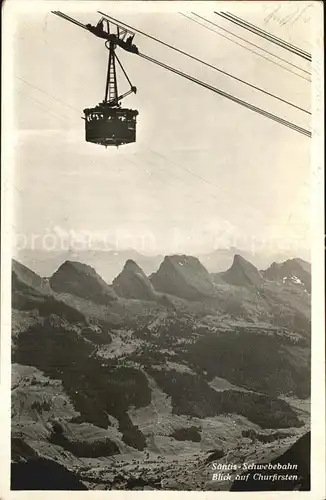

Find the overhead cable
[[216, 12, 312, 62], [138, 52, 311, 137], [221, 11, 311, 60], [188, 12, 311, 78], [16, 75, 81, 113], [98, 11, 310, 114], [51, 11, 90, 31], [51, 11, 312, 136], [16, 90, 70, 123]]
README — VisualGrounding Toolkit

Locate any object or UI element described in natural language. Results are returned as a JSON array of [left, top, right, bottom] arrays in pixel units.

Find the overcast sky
[[10, 1, 313, 258]]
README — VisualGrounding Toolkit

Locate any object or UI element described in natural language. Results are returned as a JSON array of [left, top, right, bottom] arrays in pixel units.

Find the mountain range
[[14, 246, 309, 284], [11, 252, 311, 490]]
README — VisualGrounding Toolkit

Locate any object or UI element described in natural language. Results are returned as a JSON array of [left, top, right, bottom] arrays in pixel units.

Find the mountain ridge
[[14, 247, 310, 284], [262, 258, 311, 292], [11, 254, 311, 491]]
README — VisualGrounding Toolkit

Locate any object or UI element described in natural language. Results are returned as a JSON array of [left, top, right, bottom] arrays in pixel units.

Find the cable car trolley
[[51, 12, 139, 147]]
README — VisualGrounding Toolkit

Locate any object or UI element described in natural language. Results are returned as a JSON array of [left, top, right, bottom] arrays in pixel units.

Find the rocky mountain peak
[[150, 254, 215, 300], [49, 260, 117, 304], [12, 259, 52, 295], [220, 254, 263, 287], [262, 258, 311, 292], [112, 260, 156, 301], [233, 254, 248, 264], [124, 259, 144, 272]]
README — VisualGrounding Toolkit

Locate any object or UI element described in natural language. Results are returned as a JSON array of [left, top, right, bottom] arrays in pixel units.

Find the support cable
[[98, 11, 310, 114], [138, 52, 311, 137], [216, 12, 311, 61], [189, 13, 311, 77]]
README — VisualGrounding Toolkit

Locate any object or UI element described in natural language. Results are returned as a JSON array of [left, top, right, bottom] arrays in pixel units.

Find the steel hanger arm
[[107, 87, 137, 106]]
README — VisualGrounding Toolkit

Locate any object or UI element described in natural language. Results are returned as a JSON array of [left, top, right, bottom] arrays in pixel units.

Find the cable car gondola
[[52, 12, 139, 147], [84, 104, 138, 147], [83, 20, 139, 148]]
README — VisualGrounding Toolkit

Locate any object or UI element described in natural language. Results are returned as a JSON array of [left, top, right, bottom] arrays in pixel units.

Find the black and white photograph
[[1, 0, 324, 496]]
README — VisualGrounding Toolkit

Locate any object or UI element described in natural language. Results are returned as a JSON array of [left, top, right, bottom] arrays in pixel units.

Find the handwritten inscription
[[263, 3, 313, 27]]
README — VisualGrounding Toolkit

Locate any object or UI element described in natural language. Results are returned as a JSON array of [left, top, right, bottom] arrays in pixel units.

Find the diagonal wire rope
[[15, 76, 81, 113], [222, 11, 311, 59], [189, 12, 311, 77], [16, 89, 71, 123], [98, 11, 310, 114], [217, 12, 311, 61], [138, 52, 311, 137], [50, 11, 312, 137]]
